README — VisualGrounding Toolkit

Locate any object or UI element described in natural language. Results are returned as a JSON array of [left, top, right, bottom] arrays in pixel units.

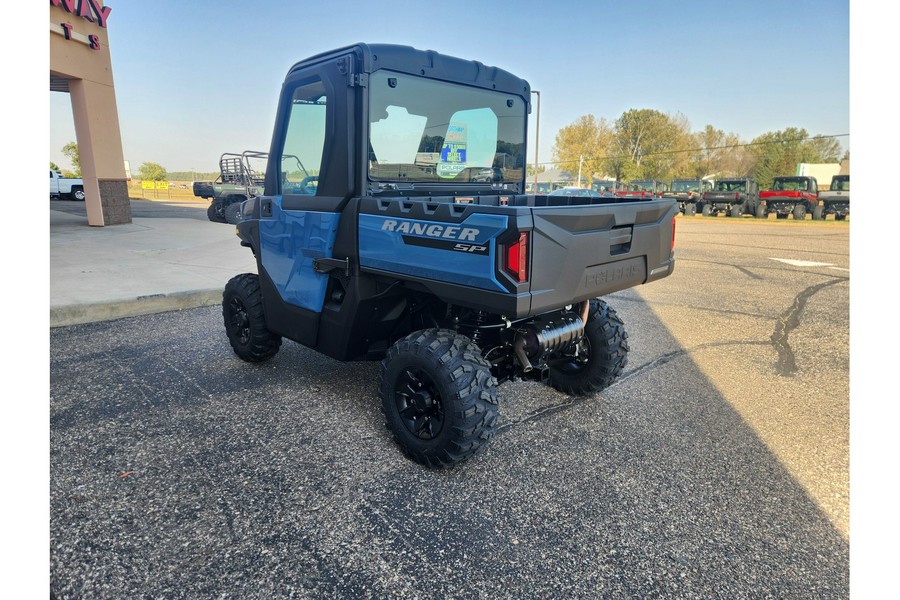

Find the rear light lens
[[702, 192, 707, 200], [505, 232, 529, 283], [735, 192, 740, 200]]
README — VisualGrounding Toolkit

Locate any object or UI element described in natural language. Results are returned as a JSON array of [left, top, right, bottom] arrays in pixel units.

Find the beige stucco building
[[50, 0, 130, 226]]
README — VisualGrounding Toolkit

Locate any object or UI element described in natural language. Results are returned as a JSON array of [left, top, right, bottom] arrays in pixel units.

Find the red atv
[[617, 179, 668, 199], [759, 176, 818, 220]]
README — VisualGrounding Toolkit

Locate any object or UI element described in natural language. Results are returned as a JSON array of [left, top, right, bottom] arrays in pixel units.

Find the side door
[[256, 58, 355, 346]]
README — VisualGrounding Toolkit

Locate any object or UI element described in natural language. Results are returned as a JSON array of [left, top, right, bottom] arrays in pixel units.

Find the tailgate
[[705, 192, 734, 202], [527, 200, 677, 315]]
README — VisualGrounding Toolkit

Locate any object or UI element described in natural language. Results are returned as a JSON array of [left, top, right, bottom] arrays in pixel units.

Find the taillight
[[505, 232, 529, 283], [702, 192, 707, 200], [735, 192, 740, 200]]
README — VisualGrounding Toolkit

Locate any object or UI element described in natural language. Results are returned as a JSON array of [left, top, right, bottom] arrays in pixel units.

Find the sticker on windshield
[[437, 123, 467, 178]]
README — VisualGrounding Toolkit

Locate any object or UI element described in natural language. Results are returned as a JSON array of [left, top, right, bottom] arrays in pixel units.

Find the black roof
[[286, 43, 531, 100]]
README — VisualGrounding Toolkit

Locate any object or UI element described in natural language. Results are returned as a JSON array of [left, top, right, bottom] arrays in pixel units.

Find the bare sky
[[48, 0, 850, 174]]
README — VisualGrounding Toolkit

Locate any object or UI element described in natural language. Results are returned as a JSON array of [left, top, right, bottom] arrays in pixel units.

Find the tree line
[[550, 109, 847, 190], [57, 114, 848, 192], [52, 145, 184, 182]]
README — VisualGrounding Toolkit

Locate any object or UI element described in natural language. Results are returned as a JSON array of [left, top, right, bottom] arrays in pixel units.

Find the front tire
[[222, 274, 282, 362], [548, 299, 629, 396], [380, 329, 499, 468]]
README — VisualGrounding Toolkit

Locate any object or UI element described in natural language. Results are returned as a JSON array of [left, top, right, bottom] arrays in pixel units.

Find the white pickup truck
[[50, 170, 85, 200]]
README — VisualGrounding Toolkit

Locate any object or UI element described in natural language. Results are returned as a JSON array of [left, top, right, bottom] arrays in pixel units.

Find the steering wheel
[[299, 176, 319, 195]]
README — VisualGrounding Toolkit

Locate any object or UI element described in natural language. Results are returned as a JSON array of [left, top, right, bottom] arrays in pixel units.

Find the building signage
[[50, 0, 112, 50]]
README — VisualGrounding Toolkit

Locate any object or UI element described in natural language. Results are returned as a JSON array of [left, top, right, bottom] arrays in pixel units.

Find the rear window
[[773, 178, 809, 191], [368, 71, 526, 184], [715, 180, 747, 192]]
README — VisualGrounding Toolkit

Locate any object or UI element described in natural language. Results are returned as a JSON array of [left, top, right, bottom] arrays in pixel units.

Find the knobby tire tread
[[380, 329, 499, 468]]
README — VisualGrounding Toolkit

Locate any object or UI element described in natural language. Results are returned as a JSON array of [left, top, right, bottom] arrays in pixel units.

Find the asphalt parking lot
[[50, 212, 850, 598]]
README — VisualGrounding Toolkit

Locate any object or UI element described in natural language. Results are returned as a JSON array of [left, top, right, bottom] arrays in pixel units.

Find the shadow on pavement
[[50, 299, 848, 598]]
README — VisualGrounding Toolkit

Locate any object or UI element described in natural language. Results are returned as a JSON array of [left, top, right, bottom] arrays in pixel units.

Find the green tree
[[749, 128, 826, 189], [608, 109, 691, 180], [50, 161, 60, 172], [62, 141, 81, 177], [690, 125, 753, 178], [552, 114, 613, 185], [139, 162, 168, 181], [806, 135, 842, 163]]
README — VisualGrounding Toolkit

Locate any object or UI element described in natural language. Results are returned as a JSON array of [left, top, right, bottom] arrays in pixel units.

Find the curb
[[50, 289, 224, 328]]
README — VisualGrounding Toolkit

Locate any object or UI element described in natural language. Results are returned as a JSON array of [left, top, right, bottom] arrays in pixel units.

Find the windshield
[[831, 176, 850, 191], [671, 180, 700, 192], [773, 178, 809, 191], [629, 180, 653, 191], [715, 180, 746, 192], [368, 70, 526, 184]]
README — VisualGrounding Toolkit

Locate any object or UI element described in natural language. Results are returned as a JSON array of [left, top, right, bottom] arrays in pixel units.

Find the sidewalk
[[50, 209, 257, 327]]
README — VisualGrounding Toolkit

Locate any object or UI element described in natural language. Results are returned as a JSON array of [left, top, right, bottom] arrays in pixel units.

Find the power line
[[540, 133, 849, 168]]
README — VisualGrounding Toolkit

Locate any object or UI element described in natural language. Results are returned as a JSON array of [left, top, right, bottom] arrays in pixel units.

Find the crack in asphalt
[[497, 273, 847, 432], [771, 278, 847, 377]]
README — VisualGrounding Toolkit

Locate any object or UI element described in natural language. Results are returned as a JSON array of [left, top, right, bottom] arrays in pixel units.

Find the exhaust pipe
[[513, 305, 588, 372], [514, 334, 533, 373]]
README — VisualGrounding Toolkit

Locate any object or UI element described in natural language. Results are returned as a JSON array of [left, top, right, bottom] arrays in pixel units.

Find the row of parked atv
[[629, 174, 850, 221]]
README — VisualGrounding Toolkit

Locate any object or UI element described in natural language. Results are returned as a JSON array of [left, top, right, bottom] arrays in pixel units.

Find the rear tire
[[548, 299, 629, 396], [729, 205, 742, 218], [71, 187, 85, 201], [222, 274, 282, 362], [684, 203, 696, 216], [702, 204, 712, 217], [380, 329, 499, 468], [224, 201, 243, 224], [207, 201, 226, 223], [793, 204, 807, 220], [813, 206, 825, 220], [755, 204, 766, 219]]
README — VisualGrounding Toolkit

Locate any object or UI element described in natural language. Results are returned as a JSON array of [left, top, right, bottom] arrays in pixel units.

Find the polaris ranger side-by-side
[[759, 176, 818, 220], [700, 178, 761, 218], [619, 179, 669, 199], [221, 43, 677, 467], [815, 174, 849, 220], [663, 178, 713, 215]]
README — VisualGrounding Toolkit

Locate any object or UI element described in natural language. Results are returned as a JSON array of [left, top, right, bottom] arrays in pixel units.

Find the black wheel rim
[[228, 296, 251, 345], [394, 368, 444, 440]]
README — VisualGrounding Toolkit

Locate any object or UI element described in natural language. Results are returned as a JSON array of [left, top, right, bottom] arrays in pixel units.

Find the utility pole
[[578, 155, 584, 188], [531, 90, 541, 193]]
